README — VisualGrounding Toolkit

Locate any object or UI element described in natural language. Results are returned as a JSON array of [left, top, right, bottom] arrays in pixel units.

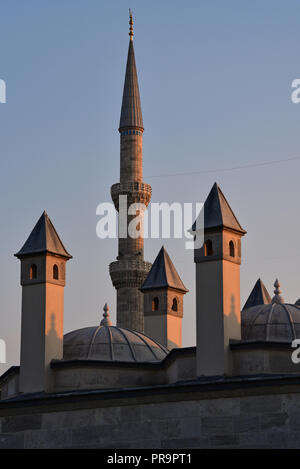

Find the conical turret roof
[[204, 183, 245, 233], [242, 278, 271, 310], [141, 246, 188, 292], [15, 211, 72, 259], [192, 182, 246, 234]]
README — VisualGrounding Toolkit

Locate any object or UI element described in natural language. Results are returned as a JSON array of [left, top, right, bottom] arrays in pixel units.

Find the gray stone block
[[116, 421, 148, 441], [239, 432, 266, 448], [144, 420, 168, 440], [120, 404, 142, 422], [94, 406, 121, 426], [283, 394, 300, 413], [202, 416, 234, 436], [210, 435, 239, 447], [161, 438, 209, 449], [71, 425, 108, 447], [0, 433, 25, 449], [264, 432, 288, 449], [166, 419, 182, 439], [24, 429, 72, 449], [141, 403, 180, 421], [176, 401, 202, 418], [201, 398, 240, 416], [240, 395, 283, 415], [2, 414, 42, 433], [101, 440, 132, 449], [234, 415, 259, 433], [130, 439, 162, 449], [42, 409, 96, 429], [288, 411, 300, 431], [260, 412, 289, 431], [287, 431, 300, 449], [180, 418, 201, 439]]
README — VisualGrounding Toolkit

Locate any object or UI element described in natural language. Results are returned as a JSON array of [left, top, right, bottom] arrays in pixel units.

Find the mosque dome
[[63, 304, 168, 363], [242, 279, 300, 342]]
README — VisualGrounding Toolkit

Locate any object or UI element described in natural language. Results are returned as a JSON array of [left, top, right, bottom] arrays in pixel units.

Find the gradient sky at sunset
[[1, 0, 300, 373]]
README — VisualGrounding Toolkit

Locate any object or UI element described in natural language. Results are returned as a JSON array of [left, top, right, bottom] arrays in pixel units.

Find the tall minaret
[[110, 12, 152, 332]]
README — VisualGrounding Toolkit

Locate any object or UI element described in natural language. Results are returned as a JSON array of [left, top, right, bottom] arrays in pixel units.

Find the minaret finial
[[129, 9, 134, 40], [100, 303, 112, 326], [272, 278, 284, 304]]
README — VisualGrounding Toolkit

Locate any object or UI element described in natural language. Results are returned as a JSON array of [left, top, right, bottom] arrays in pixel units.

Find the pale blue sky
[[1, 0, 300, 373]]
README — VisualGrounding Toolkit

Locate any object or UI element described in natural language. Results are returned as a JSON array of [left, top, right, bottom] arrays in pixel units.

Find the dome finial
[[272, 278, 284, 304], [129, 9, 134, 40], [100, 303, 112, 326]]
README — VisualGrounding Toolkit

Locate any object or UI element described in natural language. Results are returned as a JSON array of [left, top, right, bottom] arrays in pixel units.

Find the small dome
[[242, 302, 300, 341], [242, 281, 300, 342], [63, 326, 168, 362]]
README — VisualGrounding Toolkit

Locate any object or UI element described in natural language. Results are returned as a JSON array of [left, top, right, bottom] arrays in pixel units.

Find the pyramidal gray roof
[[192, 183, 246, 234], [15, 211, 72, 259], [141, 246, 188, 292], [119, 39, 143, 130], [242, 278, 271, 310]]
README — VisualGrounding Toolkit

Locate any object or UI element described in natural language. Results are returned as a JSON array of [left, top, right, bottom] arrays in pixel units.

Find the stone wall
[[1, 382, 300, 448], [0, 348, 197, 397]]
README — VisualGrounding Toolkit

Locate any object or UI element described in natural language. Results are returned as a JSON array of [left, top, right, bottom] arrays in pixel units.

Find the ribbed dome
[[63, 326, 168, 363], [242, 302, 300, 342]]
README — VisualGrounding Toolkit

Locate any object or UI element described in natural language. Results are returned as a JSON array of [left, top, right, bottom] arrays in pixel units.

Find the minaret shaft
[[120, 133, 143, 183]]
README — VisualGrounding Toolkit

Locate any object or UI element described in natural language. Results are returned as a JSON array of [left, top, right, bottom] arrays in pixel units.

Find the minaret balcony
[[109, 259, 152, 289], [111, 182, 152, 210]]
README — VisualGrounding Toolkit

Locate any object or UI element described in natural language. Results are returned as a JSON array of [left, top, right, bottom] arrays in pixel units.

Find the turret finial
[[129, 9, 134, 40], [100, 303, 112, 326], [272, 278, 284, 304]]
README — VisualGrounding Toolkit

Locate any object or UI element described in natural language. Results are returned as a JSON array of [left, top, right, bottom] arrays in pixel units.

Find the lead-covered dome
[[63, 304, 168, 363], [242, 279, 300, 342]]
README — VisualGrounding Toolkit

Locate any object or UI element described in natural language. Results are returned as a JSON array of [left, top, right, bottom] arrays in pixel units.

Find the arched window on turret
[[53, 264, 59, 280], [172, 298, 178, 312], [204, 240, 213, 256], [29, 264, 37, 280], [229, 240, 235, 257], [152, 297, 159, 312]]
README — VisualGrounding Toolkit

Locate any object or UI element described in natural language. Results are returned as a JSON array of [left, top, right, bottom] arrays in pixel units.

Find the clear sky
[[1, 0, 300, 374]]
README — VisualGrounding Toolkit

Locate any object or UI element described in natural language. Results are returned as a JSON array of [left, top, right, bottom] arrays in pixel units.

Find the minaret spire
[[119, 11, 143, 132], [110, 14, 152, 333]]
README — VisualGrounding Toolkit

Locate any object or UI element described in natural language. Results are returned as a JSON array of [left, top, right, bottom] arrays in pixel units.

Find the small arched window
[[229, 240, 235, 257], [172, 298, 178, 312], [204, 240, 213, 256], [53, 264, 59, 280], [152, 297, 159, 312], [29, 264, 37, 280]]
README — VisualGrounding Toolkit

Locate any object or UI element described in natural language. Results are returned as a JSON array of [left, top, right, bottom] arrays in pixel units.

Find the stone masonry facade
[[2, 385, 300, 448]]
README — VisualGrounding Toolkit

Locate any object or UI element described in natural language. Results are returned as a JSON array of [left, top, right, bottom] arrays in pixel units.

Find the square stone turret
[[193, 183, 246, 376], [141, 246, 188, 349], [15, 211, 72, 393]]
